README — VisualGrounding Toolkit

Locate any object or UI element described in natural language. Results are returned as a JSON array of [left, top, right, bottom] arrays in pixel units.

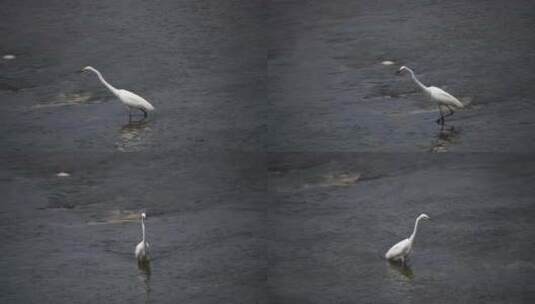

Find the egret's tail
[[453, 98, 464, 108], [143, 102, 155, 112]]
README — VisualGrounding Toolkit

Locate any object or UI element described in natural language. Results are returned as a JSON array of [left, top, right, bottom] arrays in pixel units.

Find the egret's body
[[398, 66, 463, 125], [135, 213, 150, 263], [82, 66, 154, 119], [385, 213, 430, 264]]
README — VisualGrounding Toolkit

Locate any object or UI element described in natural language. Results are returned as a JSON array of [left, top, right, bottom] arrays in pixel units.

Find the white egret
[[385, 213, 430, 264], [135, 212, 150, 264], [82, 66, 155, 119], [398, 66, 463, 125]]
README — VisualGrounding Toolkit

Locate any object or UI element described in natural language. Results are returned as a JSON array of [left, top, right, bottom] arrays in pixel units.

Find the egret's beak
[[395, 69, 402, 75]]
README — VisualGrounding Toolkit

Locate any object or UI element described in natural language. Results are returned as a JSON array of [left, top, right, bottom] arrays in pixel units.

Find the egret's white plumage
[[398, 66, 463, 124], [385, 213, 430, 264], [82, 66, 154, 118], [135, 212, 150, 263]]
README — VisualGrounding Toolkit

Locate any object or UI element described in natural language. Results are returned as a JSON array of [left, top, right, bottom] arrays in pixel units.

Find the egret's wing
[[118, 89, 155, 111], [386, 238, 409, 258], [429, 86, 463, 107], [434, 88, 456, 100]]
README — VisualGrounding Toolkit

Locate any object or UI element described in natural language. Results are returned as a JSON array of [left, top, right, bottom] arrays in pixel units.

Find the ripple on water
[[32, 91, 104, 109], [303, 172, 361, 189], [87, 209, 141, 225], [274, 171, 361, 192]]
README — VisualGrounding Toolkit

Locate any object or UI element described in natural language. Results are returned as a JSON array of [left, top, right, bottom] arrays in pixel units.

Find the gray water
[[0, 0, 266, 153], [267, 0, 535, 152], [1, 0, 534, 303], [267, 153, 535, 303]]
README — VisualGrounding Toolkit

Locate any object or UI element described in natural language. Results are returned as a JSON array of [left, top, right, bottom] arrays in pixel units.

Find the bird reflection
[[127, 113, 149, 123], [430, 124, 460, 152], [387, 260, 414, 280], [117, 119, 151, 151], [121, 118, 150, 132], [438, 124, 458, 137], [137, 262, 151, 303]]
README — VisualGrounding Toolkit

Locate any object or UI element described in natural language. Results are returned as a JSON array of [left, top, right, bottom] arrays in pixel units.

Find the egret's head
[[141, 212, 147, 219], [396, 66, 408, 75], [81, 66, 92, 72], [419, 213, 430, 220]]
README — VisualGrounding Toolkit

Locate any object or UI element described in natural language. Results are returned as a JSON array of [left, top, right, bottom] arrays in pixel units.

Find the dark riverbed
[[1, 0, 534, 303]]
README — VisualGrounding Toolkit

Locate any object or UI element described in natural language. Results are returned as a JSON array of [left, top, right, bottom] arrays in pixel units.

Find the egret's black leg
[[436, 105, 445, 125], [140, 108, 148, 118], [439, 106, 455, 125], [444, 106, 455, 118]]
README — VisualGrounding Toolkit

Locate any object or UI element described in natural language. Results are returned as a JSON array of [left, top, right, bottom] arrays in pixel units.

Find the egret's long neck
[[141, 217, 146, 244], [406, 68, 427, 92], [88, 67, 118, 94], [409, 217, 421, 243]]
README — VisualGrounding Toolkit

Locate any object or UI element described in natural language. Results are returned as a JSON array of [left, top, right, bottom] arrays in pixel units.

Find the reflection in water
[[387, 260, 414, 280], [137, 262, 151, 303], [117, 120, 151, 152], [430, 125, 460, 152]]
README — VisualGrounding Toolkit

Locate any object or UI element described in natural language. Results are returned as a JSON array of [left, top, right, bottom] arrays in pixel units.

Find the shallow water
[[2, 1, 535, 153], [266, 0, 535, 152], [0, 0, 267, 153], [0, 152, 268, 303], [1, 1, 535, 303], [267, 153, 535, 304]]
